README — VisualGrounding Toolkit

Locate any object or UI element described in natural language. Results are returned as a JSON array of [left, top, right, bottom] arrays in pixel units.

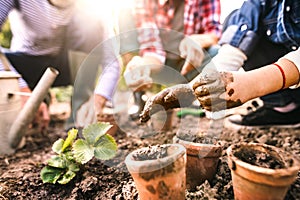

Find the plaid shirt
[[134, 0, 222, 63]]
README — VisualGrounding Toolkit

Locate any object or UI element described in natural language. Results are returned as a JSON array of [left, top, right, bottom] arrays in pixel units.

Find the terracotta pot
[[227, 142, 300, 200], [97, 106, 120, 136], [173, 136, 222, 191], [124, 143, 186, 200], [150, 110, 173, 132]]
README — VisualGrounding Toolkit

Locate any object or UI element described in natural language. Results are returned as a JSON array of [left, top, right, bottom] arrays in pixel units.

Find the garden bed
[[0, 104, 299, 200]]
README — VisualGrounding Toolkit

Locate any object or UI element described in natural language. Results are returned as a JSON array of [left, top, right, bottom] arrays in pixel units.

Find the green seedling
[[40, 122, 118, 184]]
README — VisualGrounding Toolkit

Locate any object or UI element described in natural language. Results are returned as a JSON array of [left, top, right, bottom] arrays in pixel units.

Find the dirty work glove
[[212, 44, 247, 72], [140, 84, 195, 122], [192, 67, 255, 111], [124, 56, 153, 91], [179, 35, 205, 75]]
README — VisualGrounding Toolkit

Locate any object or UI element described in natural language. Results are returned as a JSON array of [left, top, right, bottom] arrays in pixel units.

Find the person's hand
[[192, 69, 254, 111], [76, 94, 108, 128], [140, 84, 195, 122], [20, 87, 50, 131], [179, 34, 205, 75], [76, 95, 97, 128], [94, 94, 107, 121], [124, 56, 153, 91], [32, 102, 50, 131]]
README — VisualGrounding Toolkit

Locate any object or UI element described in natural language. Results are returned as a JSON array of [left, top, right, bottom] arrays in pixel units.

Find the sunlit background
[[0, 0, 245, 48], [0, 0, 246, 104]]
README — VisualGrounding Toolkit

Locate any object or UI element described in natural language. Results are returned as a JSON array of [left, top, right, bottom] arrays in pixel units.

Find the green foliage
[[40, 122, 118, 184], [50, 86, 73, 103], [0, 20, 12, 48]]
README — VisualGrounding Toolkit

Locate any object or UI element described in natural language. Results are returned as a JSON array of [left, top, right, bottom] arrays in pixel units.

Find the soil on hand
[[0, 107, 299, 200]]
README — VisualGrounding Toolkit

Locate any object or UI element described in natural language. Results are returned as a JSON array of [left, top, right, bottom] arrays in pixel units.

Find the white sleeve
[[283, 48, 300, 89], [0, 62, 28, 88]]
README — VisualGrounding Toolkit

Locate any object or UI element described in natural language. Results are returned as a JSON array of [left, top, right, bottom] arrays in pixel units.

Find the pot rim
[[125, 143, 186, 173], [227, 142, 300, 185], [0, 71, 21, 78], [173, 136, 222, 157]]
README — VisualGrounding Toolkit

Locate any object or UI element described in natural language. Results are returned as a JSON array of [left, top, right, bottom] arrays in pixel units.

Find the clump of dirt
[[234, 147, 285, 169]]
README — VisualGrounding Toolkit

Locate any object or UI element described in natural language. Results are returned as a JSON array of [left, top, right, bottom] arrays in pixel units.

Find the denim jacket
[[220, 0, 300, 56]]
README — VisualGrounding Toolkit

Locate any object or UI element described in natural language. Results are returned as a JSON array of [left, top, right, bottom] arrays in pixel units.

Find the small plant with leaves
[[40, 122, 118, 184]]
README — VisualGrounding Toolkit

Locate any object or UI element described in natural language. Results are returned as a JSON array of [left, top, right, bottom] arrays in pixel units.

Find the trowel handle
[[8, 67, 59, 149]]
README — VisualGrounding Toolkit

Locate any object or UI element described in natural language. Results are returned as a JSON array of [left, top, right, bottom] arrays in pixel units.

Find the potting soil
[[0, 111, 299, 199]]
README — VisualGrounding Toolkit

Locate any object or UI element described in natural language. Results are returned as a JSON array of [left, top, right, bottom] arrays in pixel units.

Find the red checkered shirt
[[134, 0, 222, 63]]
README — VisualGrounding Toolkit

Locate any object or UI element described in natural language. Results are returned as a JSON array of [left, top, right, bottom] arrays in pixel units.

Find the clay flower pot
[[97, 106, 120, 136], [227, 142, 300, 200], [173, 135, 222, 191], [150, 110, 174, 132], [124, 144, 186, 200]]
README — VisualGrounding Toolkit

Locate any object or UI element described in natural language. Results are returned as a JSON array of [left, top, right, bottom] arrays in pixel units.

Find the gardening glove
[[179, 34, 205, 75], [192, 66, 256, 111], [212, 44, 247, 72], [76, 94, 109, 128], [76, 95, 97, 128], [140, 84, 195, 122], [124, 56, 153, 91]]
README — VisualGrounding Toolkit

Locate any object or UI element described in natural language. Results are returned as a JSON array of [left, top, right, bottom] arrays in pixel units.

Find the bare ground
[[0, 97, 299, 200]]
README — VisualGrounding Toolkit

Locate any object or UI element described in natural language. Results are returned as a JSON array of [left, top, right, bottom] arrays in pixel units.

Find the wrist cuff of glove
[[213, 44, 247, 71]]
